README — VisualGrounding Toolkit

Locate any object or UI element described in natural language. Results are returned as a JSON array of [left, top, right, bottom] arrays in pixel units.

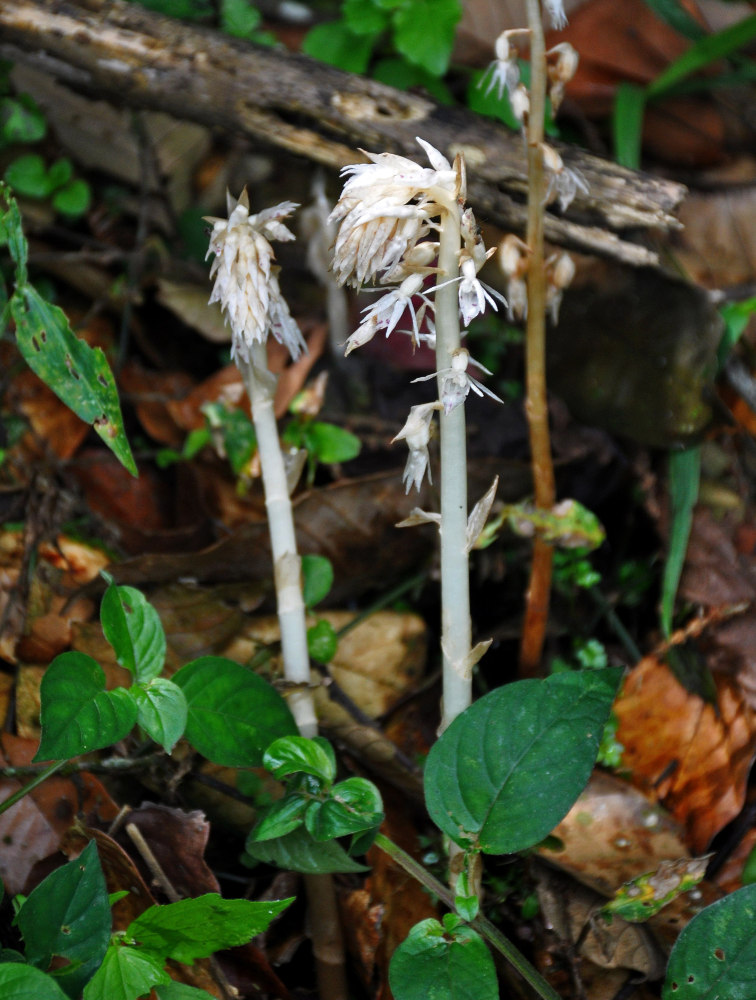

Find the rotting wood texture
[[0, 0, 686, 267]]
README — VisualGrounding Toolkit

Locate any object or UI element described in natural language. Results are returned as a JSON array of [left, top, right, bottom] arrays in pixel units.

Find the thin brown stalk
[[520, 0, 556, 677]]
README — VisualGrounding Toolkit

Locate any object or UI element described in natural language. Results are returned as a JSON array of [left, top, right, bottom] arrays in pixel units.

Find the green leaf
[[264, 735, 336, 784], [305, 777, 383, 841], [466, 69, 522, 130], [613, 82, 646, 169], [392, 0, 461, 77], [46, 159, 73, 191], [82, 943, 169, 1000], [662, 884, 756, 998], [301, 554, 334, 608], [10, 283, 136, 475], [0, 964, 69, 1000], [220, 0, 262, 38], [173, 656, 297, 767], [424, 669, 623, 853], [17, 841, 110, 998], [388, 919, 498, 1000], [52, 179, 91, 219], [372, 57, 455, 103], [642, 0, 706, 41], [247, 794, 309, 842], [343, 0, 389, 36], [244, 825, 369, 874], [307, 619, 338, 664], [718, 297, 756, 370], [1, 186, 28, 282], [661, 445, 700, 637], [155, 984, 217, 1000], [132, 679, 188, 753], [35, 651, 138, 761], [127, 894, 293, 965], [306, 421, 361, 464], [302, 21, 375, 74], [0, 94, 47, 145], [100, 582, 166, 682], [648, 14, 756, 97], [4, 154, 54, 198]]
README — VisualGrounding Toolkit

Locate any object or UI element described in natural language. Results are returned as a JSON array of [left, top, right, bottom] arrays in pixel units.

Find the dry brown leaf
[[614, 657, 756, 851]]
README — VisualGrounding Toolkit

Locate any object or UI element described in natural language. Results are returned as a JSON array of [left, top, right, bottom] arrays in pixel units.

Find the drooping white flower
[[544, 0, 568, 30], [412, 348, 504, 415], [545, 251, 575, 324], [541, 143, 589, 212], [546, 42, 579, 114], [457, 257, 506, 327], [205, 190, 304, 363], [498, 234, 530, 322], [478, 30, 523, 102], [392, 401, 439, 493], [359, 273, 435, 345]]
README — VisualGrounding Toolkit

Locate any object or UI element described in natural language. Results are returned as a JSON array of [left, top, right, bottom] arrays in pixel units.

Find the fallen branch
[[0, 0, 686, 267]]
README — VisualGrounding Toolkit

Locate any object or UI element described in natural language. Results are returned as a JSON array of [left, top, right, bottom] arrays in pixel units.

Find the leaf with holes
[[424, 669, 623, 853], [10, 284, 136, 476], [17, 840, 110, 998], [663, 884, 756, 998], [34, 651, 138, 761]]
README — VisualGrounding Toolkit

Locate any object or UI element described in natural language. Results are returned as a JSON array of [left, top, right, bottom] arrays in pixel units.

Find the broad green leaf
[[247, 794, 309, 842], [424, 669, 623, 853], [663, 884, 756, 998], [173, 656, 297, 767], [661, 445, 700, 637], [343, 0, 389, 36], [132, 679, 187, 753], [0, 94, 47, 145], [305, 778, 383, 842], [220, 0, 262, 38], [244, 825, 369, 874], [264, 735, 336, 783], [10, 284, 136, 475], [307, 619, 338, 664], [17, 841, 110, 998], [302, 21, 375, 74], [0, 964, 68, 1000], [388, 919, 498, 1000], [46, 159, 73, 190], [52, 179, 91, 219], [35, 652, 138, 761], [306, 422, 361, 464], [372, 57, 455, 104], [127, 894, 293, 965], [648, 15, 756, 97], [392, 0, 461, 77], [301, 554, 334, 608], [155, 984, 217, 1000], [5, 154, 53, 198], [82, 944, 168, 1000], [613, 82, 646, 169], [100, 582, 166, 682]]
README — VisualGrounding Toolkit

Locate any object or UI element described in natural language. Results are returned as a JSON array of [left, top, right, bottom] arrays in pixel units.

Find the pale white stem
[[237, 343, 317, 738], [435, 209, 472, 733]]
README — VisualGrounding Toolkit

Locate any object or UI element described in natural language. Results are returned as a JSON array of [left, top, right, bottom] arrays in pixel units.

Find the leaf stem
[[374, 832, 561, 1000], [0, 758, 67, 817], [520, 0, 556, 677]]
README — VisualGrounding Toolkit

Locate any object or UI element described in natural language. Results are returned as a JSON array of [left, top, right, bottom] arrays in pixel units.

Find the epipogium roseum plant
[[328, 139, 506, 735], [206, 190, 348, 1000]]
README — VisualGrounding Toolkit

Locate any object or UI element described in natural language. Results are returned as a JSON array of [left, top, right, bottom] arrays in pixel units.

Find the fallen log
[[0, 0, 686, 267]]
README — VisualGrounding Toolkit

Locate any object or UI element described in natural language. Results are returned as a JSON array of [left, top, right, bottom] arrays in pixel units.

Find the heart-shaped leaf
[[132, 678, 187, 753], [388, 918, 497, 1000], [424, 669, 622, 853], [173, 657, 297, 767], [35, 652, 138, 761]]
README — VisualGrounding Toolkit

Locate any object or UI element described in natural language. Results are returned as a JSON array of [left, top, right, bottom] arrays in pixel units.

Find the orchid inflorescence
[[328, 138, 507, 493]]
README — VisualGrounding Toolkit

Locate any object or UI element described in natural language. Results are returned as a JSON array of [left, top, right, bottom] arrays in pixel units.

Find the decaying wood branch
[[0, 0, 686, 267]]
